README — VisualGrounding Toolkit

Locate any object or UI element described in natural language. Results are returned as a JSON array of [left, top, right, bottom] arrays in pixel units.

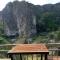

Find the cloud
[[26, 0, 48, 5], [0, 0, 14, 11], [0, 0, 60, 11], [47, 0, 60, 4], [0, 0, 7, 11]]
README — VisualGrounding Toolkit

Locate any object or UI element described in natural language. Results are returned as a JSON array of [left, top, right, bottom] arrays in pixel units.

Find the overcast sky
[[0, 0, 60, 11]]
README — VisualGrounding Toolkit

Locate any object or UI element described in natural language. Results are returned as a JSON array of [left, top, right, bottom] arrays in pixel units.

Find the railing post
[[20, 54, 22, 60], [45, 54, 48, 60], [9, 54, 13, 60]]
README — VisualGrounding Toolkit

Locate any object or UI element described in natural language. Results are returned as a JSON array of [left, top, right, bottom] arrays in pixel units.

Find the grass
[[32, 35, 48, 43]]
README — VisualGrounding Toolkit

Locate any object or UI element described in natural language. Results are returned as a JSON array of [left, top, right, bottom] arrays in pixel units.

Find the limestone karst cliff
[[1, 1, 60, 43], [0, 12, 2, 21], [2, 1, 36, 38]]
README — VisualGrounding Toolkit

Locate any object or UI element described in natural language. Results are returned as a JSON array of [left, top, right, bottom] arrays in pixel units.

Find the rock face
[[2, 1, 36, 38], [0, 12, 2, 21], [2, 1, 60, 39]]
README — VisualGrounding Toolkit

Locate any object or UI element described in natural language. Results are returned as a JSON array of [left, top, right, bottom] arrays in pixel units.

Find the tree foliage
[[36, 12, 59, 33]]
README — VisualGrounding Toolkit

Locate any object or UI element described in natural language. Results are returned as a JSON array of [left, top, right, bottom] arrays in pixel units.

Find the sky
[[0, 0, 60, 11]]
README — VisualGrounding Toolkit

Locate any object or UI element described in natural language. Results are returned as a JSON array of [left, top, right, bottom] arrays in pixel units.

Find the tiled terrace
[[8, 44, 48, 53], [1, 56, 60, 60], [0, 58, 11, 60], [48, 56, 60, 60]]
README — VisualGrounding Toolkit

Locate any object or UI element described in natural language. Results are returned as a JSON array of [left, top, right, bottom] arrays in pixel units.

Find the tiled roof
[[8, 44, 49, 53]]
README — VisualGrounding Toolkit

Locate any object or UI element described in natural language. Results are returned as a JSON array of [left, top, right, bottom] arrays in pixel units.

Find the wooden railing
[[0, 44, 16, 58]]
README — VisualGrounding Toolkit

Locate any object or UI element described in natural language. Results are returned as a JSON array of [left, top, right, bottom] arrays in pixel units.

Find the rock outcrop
[[2, 1, 36, 38], [2, 1, 60, 40], [0, 12, 2, 21]]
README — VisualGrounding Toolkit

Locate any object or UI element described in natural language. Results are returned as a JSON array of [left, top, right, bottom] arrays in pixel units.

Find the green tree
[[56, 31, 60, 41]]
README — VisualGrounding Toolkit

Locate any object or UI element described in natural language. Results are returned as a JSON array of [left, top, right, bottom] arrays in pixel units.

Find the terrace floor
[[0, 56, 60, 60], [0, 58, 11, 60], [48, 56, 60, 60]]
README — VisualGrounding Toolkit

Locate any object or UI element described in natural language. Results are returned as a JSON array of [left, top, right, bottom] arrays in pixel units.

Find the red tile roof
[[8, 44, 49, 53]]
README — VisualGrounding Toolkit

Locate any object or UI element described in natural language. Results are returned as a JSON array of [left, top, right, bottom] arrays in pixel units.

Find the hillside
[[0, 12, 2, 21], [0, 1, 60, 43]]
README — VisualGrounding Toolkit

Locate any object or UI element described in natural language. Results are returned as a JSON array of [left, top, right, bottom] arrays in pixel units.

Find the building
[[8, 44, 49, 60]]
